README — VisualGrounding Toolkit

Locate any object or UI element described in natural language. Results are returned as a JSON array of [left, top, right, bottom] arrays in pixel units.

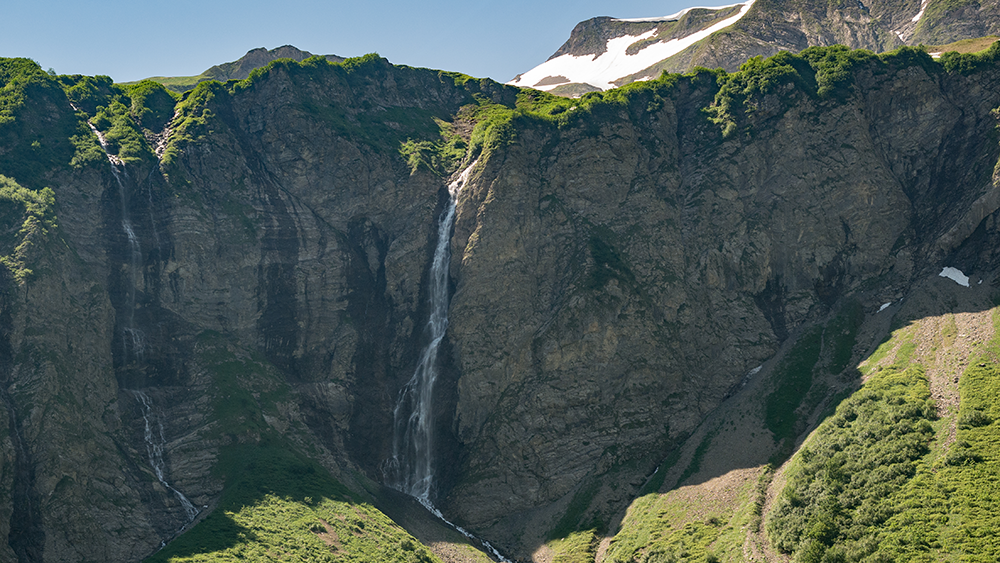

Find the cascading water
[[82, 117, 146, 360], [384, 161, 511, 562], [133, 391, 199, 522], [389, 160, 476, 500], [81, 107, 198, 529]]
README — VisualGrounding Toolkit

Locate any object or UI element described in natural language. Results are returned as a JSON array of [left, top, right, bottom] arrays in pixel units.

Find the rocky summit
[[509, 0, 1000, 95], [1, 24, 1000, 563]]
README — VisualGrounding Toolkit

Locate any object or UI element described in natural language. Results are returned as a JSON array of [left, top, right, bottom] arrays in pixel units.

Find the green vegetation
[[464, 73, 681, 159], [58, 74, 116, 114], [938, 38, 1000, 73], [676, 429, 718, 487], [138, 72, 215, 94], [549, 530, 599, 563], [398, 118, 467, 176], [926, 35, 1000, 55], [0, 175, 56, 282], [702, 43, 999, 137], [767, 308, 1000, 562], [824, 300, 864, 376], [146, 333, 442, 562], [123, 80, 179, 132], [764, 326, 823, 460], [550, 480, 602, 541], [163, 54, 479, 178], [0, 57, 173, 185], [60, 73, 176, 169], [0, 59, 81, 185], [766, 364, 934, 561], [146, 442, 440, 563], [605, 488, 750, 563], [91, 99, 153, 166], [604, 434, 759, 563], [159, 52, 684, 181], [705, 46, 885, 137]]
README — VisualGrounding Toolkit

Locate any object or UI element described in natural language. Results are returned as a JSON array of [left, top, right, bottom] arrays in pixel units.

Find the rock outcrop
[[510, 0, 1000, 94]]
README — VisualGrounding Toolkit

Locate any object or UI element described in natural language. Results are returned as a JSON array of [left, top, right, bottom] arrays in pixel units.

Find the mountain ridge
[[131, 45, 345, 92], [510, 0, 1000, 95]]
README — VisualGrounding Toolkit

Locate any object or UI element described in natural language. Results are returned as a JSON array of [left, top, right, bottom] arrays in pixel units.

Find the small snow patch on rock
[[878, 302, 892, 313], [939, 267, 970, 287]]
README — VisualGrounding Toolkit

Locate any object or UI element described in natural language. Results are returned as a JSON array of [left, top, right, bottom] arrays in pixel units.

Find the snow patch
[[939, 267, 970, 287], [510, 0, 755, 91], [912, 0, 930, 23], [878, 302, 892, 312]]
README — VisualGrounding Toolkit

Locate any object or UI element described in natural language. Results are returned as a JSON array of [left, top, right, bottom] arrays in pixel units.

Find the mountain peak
[[510, 0, 1000, 96], [135, 45, 345, 92]]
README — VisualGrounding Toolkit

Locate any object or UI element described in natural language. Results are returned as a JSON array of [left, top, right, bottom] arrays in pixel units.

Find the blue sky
[[3, 0, 704, 83]]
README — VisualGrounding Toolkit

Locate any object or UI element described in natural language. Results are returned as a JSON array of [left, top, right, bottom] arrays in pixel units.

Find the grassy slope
[[926, 36, 1000, 54], [144, 442, 445, 563], [766, 306, 1000, 563], [598, 301, 1000, 563]]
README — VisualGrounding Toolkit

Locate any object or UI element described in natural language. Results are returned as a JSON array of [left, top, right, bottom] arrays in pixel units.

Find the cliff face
[[0, 46, 999, 562], [445, 50, 1000, 553]]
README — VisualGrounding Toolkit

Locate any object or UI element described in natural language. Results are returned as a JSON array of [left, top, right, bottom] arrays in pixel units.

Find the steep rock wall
[[444, 54, 1000, 554]]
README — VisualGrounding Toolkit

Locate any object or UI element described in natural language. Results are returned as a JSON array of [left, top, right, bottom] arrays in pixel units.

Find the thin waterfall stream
[[81, 107, 199, 530], [385, 161, 511, 561], [133, 391, 199, 523]]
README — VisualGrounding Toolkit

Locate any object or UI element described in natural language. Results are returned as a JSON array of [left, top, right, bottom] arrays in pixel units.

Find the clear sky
[[1, 0, 705, 84]]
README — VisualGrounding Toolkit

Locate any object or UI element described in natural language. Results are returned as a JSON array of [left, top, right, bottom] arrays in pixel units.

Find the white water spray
[[133, 391, 199, 522], [79, 105, 196, 530], [385, 161, 511, 562], [389, 160, 476, 499]]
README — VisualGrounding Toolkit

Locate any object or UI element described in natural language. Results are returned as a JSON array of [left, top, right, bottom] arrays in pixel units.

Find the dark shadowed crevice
[[255, 187, 301, 376], [343, 217, 394, 473], [756, 276, 789, 341], [0, 273, 44, 562]]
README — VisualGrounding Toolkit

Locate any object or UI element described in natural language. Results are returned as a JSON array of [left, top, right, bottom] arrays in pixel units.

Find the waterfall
[[133, 391, 199, 522], [80, 108, 197, 530], [389, 160, 477, 500], [384, 160, 512, 562], [81, 114, 146, 360]]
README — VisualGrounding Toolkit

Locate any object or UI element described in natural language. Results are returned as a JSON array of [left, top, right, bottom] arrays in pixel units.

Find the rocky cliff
[[510, 0, 1000, 94], [0, 42, 999, 562]]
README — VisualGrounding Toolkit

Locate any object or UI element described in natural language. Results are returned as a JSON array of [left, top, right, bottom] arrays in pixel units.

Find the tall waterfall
[[82, 110, 198, 528], [82, 117, 145, 360], [386, 159, 512, 562], [389, 160, 477, 501]]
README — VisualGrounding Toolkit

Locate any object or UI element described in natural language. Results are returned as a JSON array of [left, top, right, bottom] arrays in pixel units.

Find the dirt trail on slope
[[919, 310, 995, 451]]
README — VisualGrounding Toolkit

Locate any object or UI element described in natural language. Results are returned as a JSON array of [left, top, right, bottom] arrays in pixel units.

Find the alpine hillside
[[131, 45, 345, 93]]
